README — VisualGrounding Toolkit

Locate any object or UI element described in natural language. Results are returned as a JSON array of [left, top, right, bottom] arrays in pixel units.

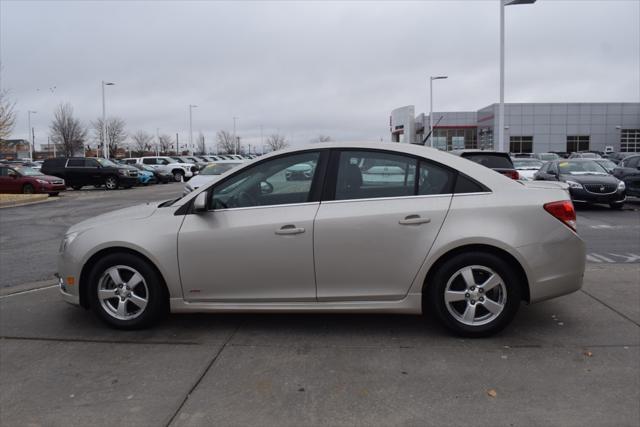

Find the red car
[[0, 164, 66, 196]]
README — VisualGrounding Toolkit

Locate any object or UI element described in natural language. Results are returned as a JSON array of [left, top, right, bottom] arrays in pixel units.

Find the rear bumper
[[517, 229, 586, 304]]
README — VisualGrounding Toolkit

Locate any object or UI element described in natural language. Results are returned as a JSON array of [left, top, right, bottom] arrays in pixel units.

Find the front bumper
[[57, 274, 80, 305], [118, 176, 139, 187], [41, 183, 67, 193], [569, 188, 626, 204]]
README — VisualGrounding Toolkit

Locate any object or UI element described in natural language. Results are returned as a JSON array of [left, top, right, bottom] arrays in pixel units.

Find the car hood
[[37, 174, 64, 182], [67, 203, 158, 234], [559, 174, 618, 184]]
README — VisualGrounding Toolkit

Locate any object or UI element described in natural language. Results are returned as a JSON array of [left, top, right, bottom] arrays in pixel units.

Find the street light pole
[[27, 110, 37, 160], [429, 76, 447, 148], [101, 81, 115, 159], [498, 0, 537, 152], [233, 117, 238, 155], [189, 104, 198, 155]]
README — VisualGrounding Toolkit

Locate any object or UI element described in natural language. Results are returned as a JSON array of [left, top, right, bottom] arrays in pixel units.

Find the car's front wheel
[[22, 183, 35, 194], [610, 202, 624, 210], [173, 170, 184, 182], [427, 252, 522, 337], [104, 176, 118, 190], [88, 253, 167, 329]]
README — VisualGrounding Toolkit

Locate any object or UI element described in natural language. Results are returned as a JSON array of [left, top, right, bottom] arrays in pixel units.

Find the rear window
[[462, 154, 513, 169]]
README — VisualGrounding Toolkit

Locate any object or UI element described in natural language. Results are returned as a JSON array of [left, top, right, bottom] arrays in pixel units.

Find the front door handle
[[275, 225, 306, 235], [399, 215, 431, 225]]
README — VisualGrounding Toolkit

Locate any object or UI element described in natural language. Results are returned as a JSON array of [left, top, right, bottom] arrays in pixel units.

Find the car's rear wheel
[[105, 176, 118, 190], [427, 252, 522, 337], [22, 184, 35, 194], [88, 253, 167, 329], [49, 192, 59, 197]]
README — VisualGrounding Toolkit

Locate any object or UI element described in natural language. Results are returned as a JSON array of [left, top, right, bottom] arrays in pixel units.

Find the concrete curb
[[0, 279, 57, 297], [0, 194, 56, 209]]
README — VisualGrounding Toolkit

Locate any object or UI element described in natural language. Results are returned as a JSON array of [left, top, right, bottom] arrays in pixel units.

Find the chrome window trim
[[207, 201, 320, 213], [453, 191, 493, 197], [322, 193, 454, 205]]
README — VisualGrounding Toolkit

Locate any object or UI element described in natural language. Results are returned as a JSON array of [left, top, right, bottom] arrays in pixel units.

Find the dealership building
[[390, 102, 640, 154]]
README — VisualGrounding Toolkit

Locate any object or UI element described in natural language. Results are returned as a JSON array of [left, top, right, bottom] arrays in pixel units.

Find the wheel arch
[[78, 246, 169, 309], [421, 244, 531, 305]]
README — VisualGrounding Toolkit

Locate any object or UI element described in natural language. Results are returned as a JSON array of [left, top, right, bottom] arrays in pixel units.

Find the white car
[[57, 142, 585, 337], [183, 161, 244, 196], [513, 158, 544, 181], [132, 157, 197, 182]]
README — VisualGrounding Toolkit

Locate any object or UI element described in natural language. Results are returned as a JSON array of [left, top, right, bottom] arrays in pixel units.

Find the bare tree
[[0, 90, 17, 141], [131, 130, 153, 155], [310, 134, 331, 143], [216, 130, 236, 154], [196, 132, 206, 154], [158, 134, 172, 154], [91, 117, 127, 158], [49, 103, 87, 157], [265, 133, 289, 152]]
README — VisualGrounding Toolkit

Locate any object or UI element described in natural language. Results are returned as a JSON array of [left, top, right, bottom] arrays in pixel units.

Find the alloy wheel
[[105, 177, 118, 190], [444, 265, 507, 327], [98, 265, 149, 321]]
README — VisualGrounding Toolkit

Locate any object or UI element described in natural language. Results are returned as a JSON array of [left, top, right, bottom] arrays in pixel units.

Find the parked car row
[[0, 162, 66, 195]]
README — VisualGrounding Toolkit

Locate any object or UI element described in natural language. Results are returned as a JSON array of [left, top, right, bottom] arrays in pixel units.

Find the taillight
[[544, 200, 577, 231], [502, 170, 519, 180]]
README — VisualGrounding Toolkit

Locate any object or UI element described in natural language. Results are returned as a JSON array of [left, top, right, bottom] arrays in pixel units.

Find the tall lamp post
[[27, 110, 37, 160], [429, 76, 447, 148], [189, 104, 198, 155], [233, 116, 238, 155], [101, 81, 115, 159], [498, 0, 537, 152]]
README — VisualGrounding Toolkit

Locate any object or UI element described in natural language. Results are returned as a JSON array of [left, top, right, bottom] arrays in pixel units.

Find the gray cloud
[[1, 0, 638, 150]]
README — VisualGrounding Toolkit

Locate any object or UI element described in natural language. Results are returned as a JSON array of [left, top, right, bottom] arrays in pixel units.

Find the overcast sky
[[1, 0, 639, 151]]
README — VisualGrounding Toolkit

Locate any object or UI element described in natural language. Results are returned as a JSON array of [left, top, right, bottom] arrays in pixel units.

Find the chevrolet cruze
[[57, 143, 585, 337]]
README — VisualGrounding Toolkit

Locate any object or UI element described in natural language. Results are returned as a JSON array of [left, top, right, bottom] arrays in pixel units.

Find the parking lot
[[1, 185, 639, 426]]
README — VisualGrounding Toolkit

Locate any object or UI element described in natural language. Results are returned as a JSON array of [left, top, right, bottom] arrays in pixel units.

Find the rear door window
[[66, 159, 85, 167]]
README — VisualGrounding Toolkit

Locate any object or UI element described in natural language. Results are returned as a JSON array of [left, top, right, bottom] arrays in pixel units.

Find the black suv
[[42, 157, 138, 190]]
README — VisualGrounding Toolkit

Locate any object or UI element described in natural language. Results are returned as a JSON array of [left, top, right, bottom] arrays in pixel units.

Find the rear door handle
[[399, 215, 431, 225], [275, 225, 306, 235]]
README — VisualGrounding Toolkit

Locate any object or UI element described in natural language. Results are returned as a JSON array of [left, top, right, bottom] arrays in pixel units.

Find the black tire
[[71, 185, 83, 191], [104, 176, 119, 190], [22, 184, 35, 194], [426, 252, 522, 338], [49, 192, 59, 197], [173, 170, 184, 182], [88, 253, 168, 330], [610, 202, 624, 210]]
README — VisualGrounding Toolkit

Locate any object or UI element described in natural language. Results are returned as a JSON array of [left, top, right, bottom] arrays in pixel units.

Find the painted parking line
[[587, 253, 640, 263]]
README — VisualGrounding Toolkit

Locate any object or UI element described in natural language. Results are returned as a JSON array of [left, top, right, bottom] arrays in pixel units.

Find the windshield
[[595, 159, 616, 171], [513, 159, 543, 169], [463, 154, 513, 169], [96, 158, 119, 167], [559, 160, 608, 175], [538, 153, 560, 161], [15, 166, 43, 176], [201, 162, 241, 175]]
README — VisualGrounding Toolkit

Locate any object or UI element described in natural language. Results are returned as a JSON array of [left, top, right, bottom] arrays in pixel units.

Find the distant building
[[390, 102, 640, 153], [0, 139, 31, 159]]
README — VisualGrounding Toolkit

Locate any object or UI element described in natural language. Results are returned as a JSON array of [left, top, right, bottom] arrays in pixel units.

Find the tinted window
[[623, 156, 640, 168], [66, 159, 84, 167], [0, 167, 8, 176], [86, 159, 100, 167], [142, 158, 156, 165], [454, 174, 486, 193], [463, 154, 513, 168], [211, 152, 320, 209], [418, 161, 454, 195], [335, 151, 416, 201]]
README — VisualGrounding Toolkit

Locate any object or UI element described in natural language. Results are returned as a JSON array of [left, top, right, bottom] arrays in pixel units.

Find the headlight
[[59, 232, 78, 253], [618, 180, 626, 190], [118, 169, 128, 176], [566, 180, 583, 189], [182, 165, 191, 171], [36, 179, 49, 184]]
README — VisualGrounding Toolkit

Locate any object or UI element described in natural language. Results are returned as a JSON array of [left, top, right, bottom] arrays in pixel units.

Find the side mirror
[[260, 181, 274, 194], [193, 192, 207, 213], [10, 173, 17, 179]]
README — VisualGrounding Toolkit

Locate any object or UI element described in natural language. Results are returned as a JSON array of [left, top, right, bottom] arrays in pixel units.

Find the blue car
[[137, 169, 156, 186]]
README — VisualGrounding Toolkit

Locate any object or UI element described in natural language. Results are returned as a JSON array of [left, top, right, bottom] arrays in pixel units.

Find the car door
[[0, 166, 18, 193], [64, 158, 85, 185], [314, 149, 454, 301], [619, 156, 640, 195], [177, 150, 326, 301], [84, 158, 103, 185]]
